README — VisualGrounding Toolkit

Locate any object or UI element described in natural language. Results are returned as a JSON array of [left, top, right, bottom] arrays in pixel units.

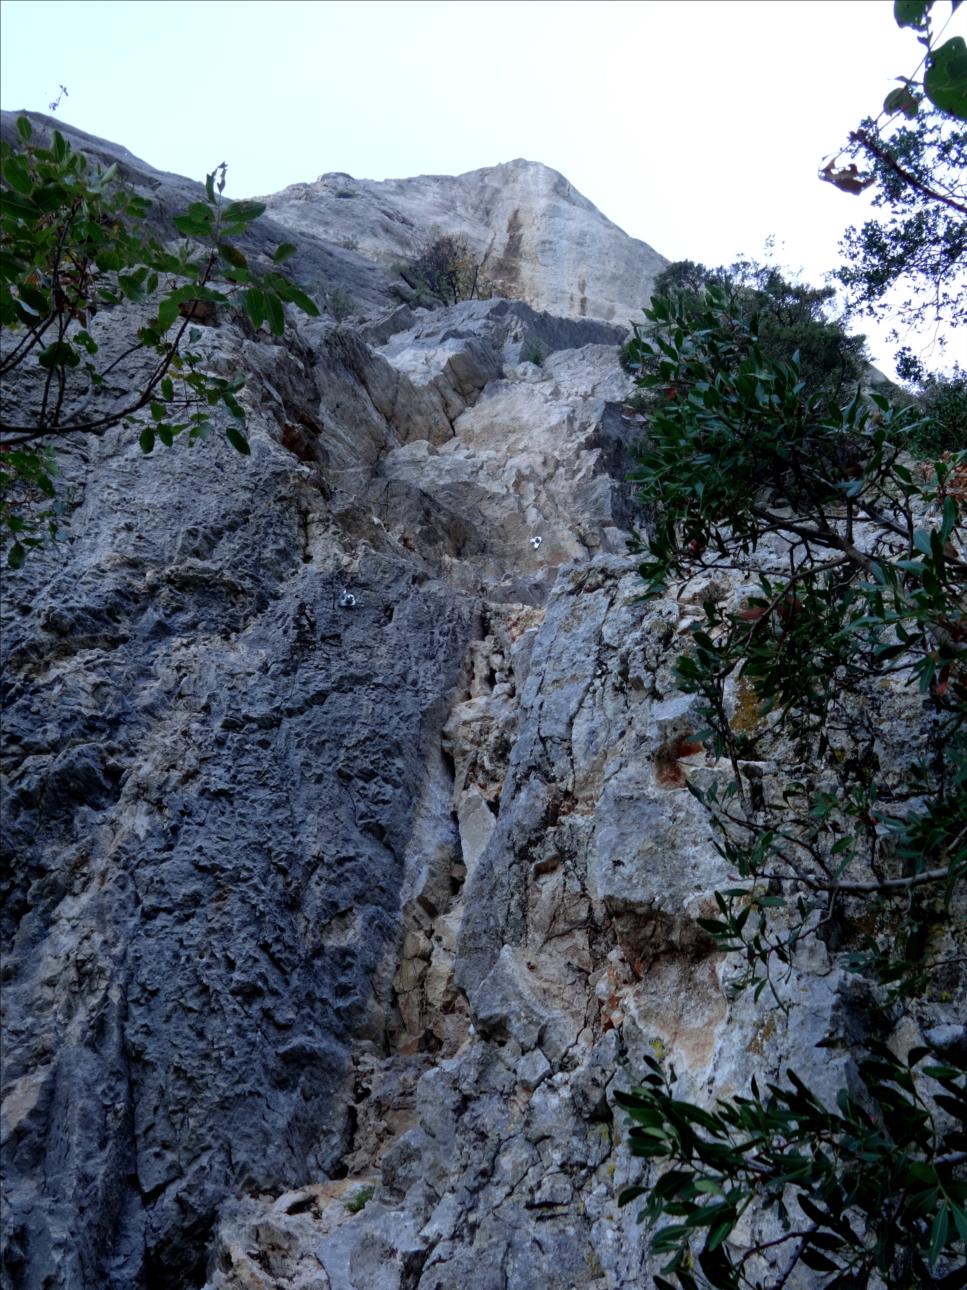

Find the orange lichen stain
[[280, 423, 316, 464], [532, 857, 560, 878], [654, 734, 704, 788], [732, 677, 764, 734]]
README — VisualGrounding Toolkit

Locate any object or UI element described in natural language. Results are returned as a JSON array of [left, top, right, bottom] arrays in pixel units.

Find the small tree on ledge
[[398, 232, 487, 306]]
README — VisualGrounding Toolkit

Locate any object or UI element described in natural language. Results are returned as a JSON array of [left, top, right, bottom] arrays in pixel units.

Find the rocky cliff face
[[262, 159, 666, 326], [2, 115, 960, 1290]]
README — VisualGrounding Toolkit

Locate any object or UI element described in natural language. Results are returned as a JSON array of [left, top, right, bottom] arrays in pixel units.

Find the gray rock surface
[[262, 159, 667, 327], [4, 114, 960, 1290], [0, 411, 478, 1285], [0, 117, 647, 1289]]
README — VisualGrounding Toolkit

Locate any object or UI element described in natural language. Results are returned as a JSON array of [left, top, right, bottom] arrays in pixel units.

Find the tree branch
[[850, 129, 967, 216]]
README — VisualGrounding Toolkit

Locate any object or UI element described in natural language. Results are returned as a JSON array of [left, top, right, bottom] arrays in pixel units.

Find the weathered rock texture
[[0, 113, 644, 1289], [262, 159, 667, 327], [2, 113, 961, 1290]]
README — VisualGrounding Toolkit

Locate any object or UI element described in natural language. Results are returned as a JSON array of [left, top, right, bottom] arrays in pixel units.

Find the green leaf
[[16, 284, 50, 317], [928, 1203, 949, 1265], [2, 155, 34, 195], [218, 241, 248, 269], [884, 85, 920, 117], [222, 391, 245, 421], [705, 1218, 735, 1252], [225, 424, 251, 455], [264, 290, 285, 336], [243, 288, 266, 330], [38, 341, 79, 369], [95, 248, 122, 272], [799, 1247, 839, 1273], [186, 200, 214, 226], [273, 241, 297, 263], [924, 36, 967, 120], [6, 542, 26, 569], [940, 496, 958, 542], [16, 115, 32, 141], [0, 187, 36, 215], [139, 426, 156, 453], [173, 212, 213, 238], [222, 199, 266, 228], [894, 0, 932, 28], [156, 297, 180, 331], [205, 171, 217, 203], [618, 1186, 649, 1207], [279, 284, 319, 316]]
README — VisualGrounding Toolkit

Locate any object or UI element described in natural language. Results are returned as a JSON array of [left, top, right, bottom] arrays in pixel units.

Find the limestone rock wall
[[4, 116, 960, 1290], [262, 159, 667, 328], [200, 557, 873, 1290], [0, 115, 649, 1289]]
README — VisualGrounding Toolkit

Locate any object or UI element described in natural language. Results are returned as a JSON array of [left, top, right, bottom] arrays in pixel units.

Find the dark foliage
[[630, 259, 867, 401], [617, 275, 966, 1286], [0, 116, 319, 565]]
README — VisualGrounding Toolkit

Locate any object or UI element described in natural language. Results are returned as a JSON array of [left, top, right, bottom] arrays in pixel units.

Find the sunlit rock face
[[262, 158, 667, 327]]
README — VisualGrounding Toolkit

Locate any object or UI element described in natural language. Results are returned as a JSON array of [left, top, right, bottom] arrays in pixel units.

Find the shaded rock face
[[7, 117, 956, 1290], [0, 426, 477, 1286], [0, 116, 652, 1288], [262, 159, 667, 327]]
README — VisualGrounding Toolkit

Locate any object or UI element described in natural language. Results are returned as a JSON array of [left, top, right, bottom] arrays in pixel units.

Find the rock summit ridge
[[263, 155, 667, 325]]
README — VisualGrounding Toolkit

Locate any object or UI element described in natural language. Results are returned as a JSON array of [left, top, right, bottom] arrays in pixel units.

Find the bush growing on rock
[[619, 256, 967, 1290], [616, 7, 966, 1281], [0, 115, 319, 566], [398, 231, 488, 306], [895, 349, 967, 458], [624, 257, 867, 401]]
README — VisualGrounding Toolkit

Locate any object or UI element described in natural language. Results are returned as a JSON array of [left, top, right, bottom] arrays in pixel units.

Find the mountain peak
[[266, 159, 666, 325]]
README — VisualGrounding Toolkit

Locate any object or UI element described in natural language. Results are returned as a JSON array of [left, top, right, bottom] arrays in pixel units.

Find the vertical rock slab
[[1, 417, 475, 1286]]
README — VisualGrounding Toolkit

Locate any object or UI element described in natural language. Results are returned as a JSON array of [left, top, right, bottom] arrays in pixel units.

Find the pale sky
[[1, 0, 964, 373]]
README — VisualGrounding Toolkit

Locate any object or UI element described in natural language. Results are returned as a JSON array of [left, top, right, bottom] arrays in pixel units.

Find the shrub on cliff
[[616, 5, 966, 1282], [895, 349, 967, 457], [626, 258, 867, 401], [0, 115, 319, 566], [398, 232, 487, 306], [619, 256, 967, 1290]]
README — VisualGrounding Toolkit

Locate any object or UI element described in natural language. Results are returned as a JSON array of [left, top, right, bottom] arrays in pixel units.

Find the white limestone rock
[[263, 159, 667, 327]]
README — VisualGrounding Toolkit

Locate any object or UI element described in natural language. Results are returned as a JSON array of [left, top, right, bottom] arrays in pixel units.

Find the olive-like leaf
[[38, 341, 79, 369], [243, 288, 266, 330], [225, 424, 251, 455], [218, 242, 248, 269], [924, 36, 967, 120], [264, 291, 284, 336]]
